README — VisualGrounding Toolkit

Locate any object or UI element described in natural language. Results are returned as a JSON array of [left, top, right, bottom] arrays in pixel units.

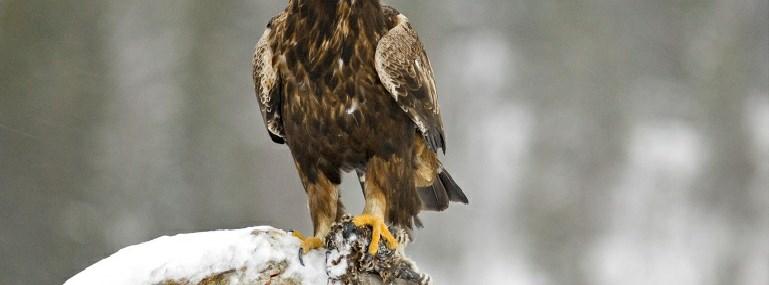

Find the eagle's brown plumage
[[253, 0, 468, 254]]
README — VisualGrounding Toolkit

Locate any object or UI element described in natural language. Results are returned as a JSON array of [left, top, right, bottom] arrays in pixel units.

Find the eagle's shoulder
[[381, 5, 401, 29], [267, 10, 288, 30]]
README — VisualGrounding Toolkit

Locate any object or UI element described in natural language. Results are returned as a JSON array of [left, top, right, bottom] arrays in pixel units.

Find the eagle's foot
[[352, 214, 398, 255], [291, 230, 324, 253]]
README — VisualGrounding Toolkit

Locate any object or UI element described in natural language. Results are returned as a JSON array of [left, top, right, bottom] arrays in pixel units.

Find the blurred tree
[[0, 1, 110, 284]]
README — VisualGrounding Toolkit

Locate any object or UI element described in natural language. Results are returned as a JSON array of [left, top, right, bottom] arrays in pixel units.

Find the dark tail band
[[418, 169, 468, 211]]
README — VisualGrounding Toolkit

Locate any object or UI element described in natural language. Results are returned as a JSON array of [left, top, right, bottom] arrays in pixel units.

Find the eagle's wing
[[253, 19, 284, 144], [375, 11, 446, 153]]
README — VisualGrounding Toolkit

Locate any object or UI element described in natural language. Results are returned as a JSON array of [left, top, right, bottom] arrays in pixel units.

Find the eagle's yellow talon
[[291, 230, 306, 240], [301, 237, 323, 253], [291, 230, 324, 253], [352, 214, 398, 254]]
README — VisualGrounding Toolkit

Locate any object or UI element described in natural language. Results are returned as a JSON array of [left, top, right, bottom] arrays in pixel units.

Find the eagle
[[252, 0, 468, 255]]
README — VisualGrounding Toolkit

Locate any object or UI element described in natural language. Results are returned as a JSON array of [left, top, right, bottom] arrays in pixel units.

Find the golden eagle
[[252, 0, 468, 254]]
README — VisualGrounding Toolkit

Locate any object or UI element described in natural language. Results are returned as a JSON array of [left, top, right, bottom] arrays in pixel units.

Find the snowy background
[[1, 0, 767, 284]]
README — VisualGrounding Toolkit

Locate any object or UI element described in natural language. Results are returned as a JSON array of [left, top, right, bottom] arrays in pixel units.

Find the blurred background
[[1, 0, 767, 284]]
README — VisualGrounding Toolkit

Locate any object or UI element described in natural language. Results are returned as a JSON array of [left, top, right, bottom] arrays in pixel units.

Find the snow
[[64, 226, 329, 285]]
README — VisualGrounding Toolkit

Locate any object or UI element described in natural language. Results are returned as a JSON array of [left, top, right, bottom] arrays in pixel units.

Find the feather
[[417, 168, 468, 211], [417, 178, 449, 211], [439, 169, 468, 204]]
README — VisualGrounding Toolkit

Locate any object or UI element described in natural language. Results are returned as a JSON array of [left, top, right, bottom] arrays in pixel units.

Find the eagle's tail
[[418, 169, 468, 211]]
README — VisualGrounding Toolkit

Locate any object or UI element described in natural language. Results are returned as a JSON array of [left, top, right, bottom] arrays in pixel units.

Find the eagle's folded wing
[[375, 11, 446, 153], [253, 19, 285, 144]]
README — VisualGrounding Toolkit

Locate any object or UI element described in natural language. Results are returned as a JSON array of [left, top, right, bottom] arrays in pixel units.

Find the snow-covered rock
[[65, 226, 327, 285], [65, 216, 429, 285]]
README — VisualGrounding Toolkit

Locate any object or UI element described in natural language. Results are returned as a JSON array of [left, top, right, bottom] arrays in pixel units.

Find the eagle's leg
[[295, 171, 340, 253], [353, 157, 399, 255]]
